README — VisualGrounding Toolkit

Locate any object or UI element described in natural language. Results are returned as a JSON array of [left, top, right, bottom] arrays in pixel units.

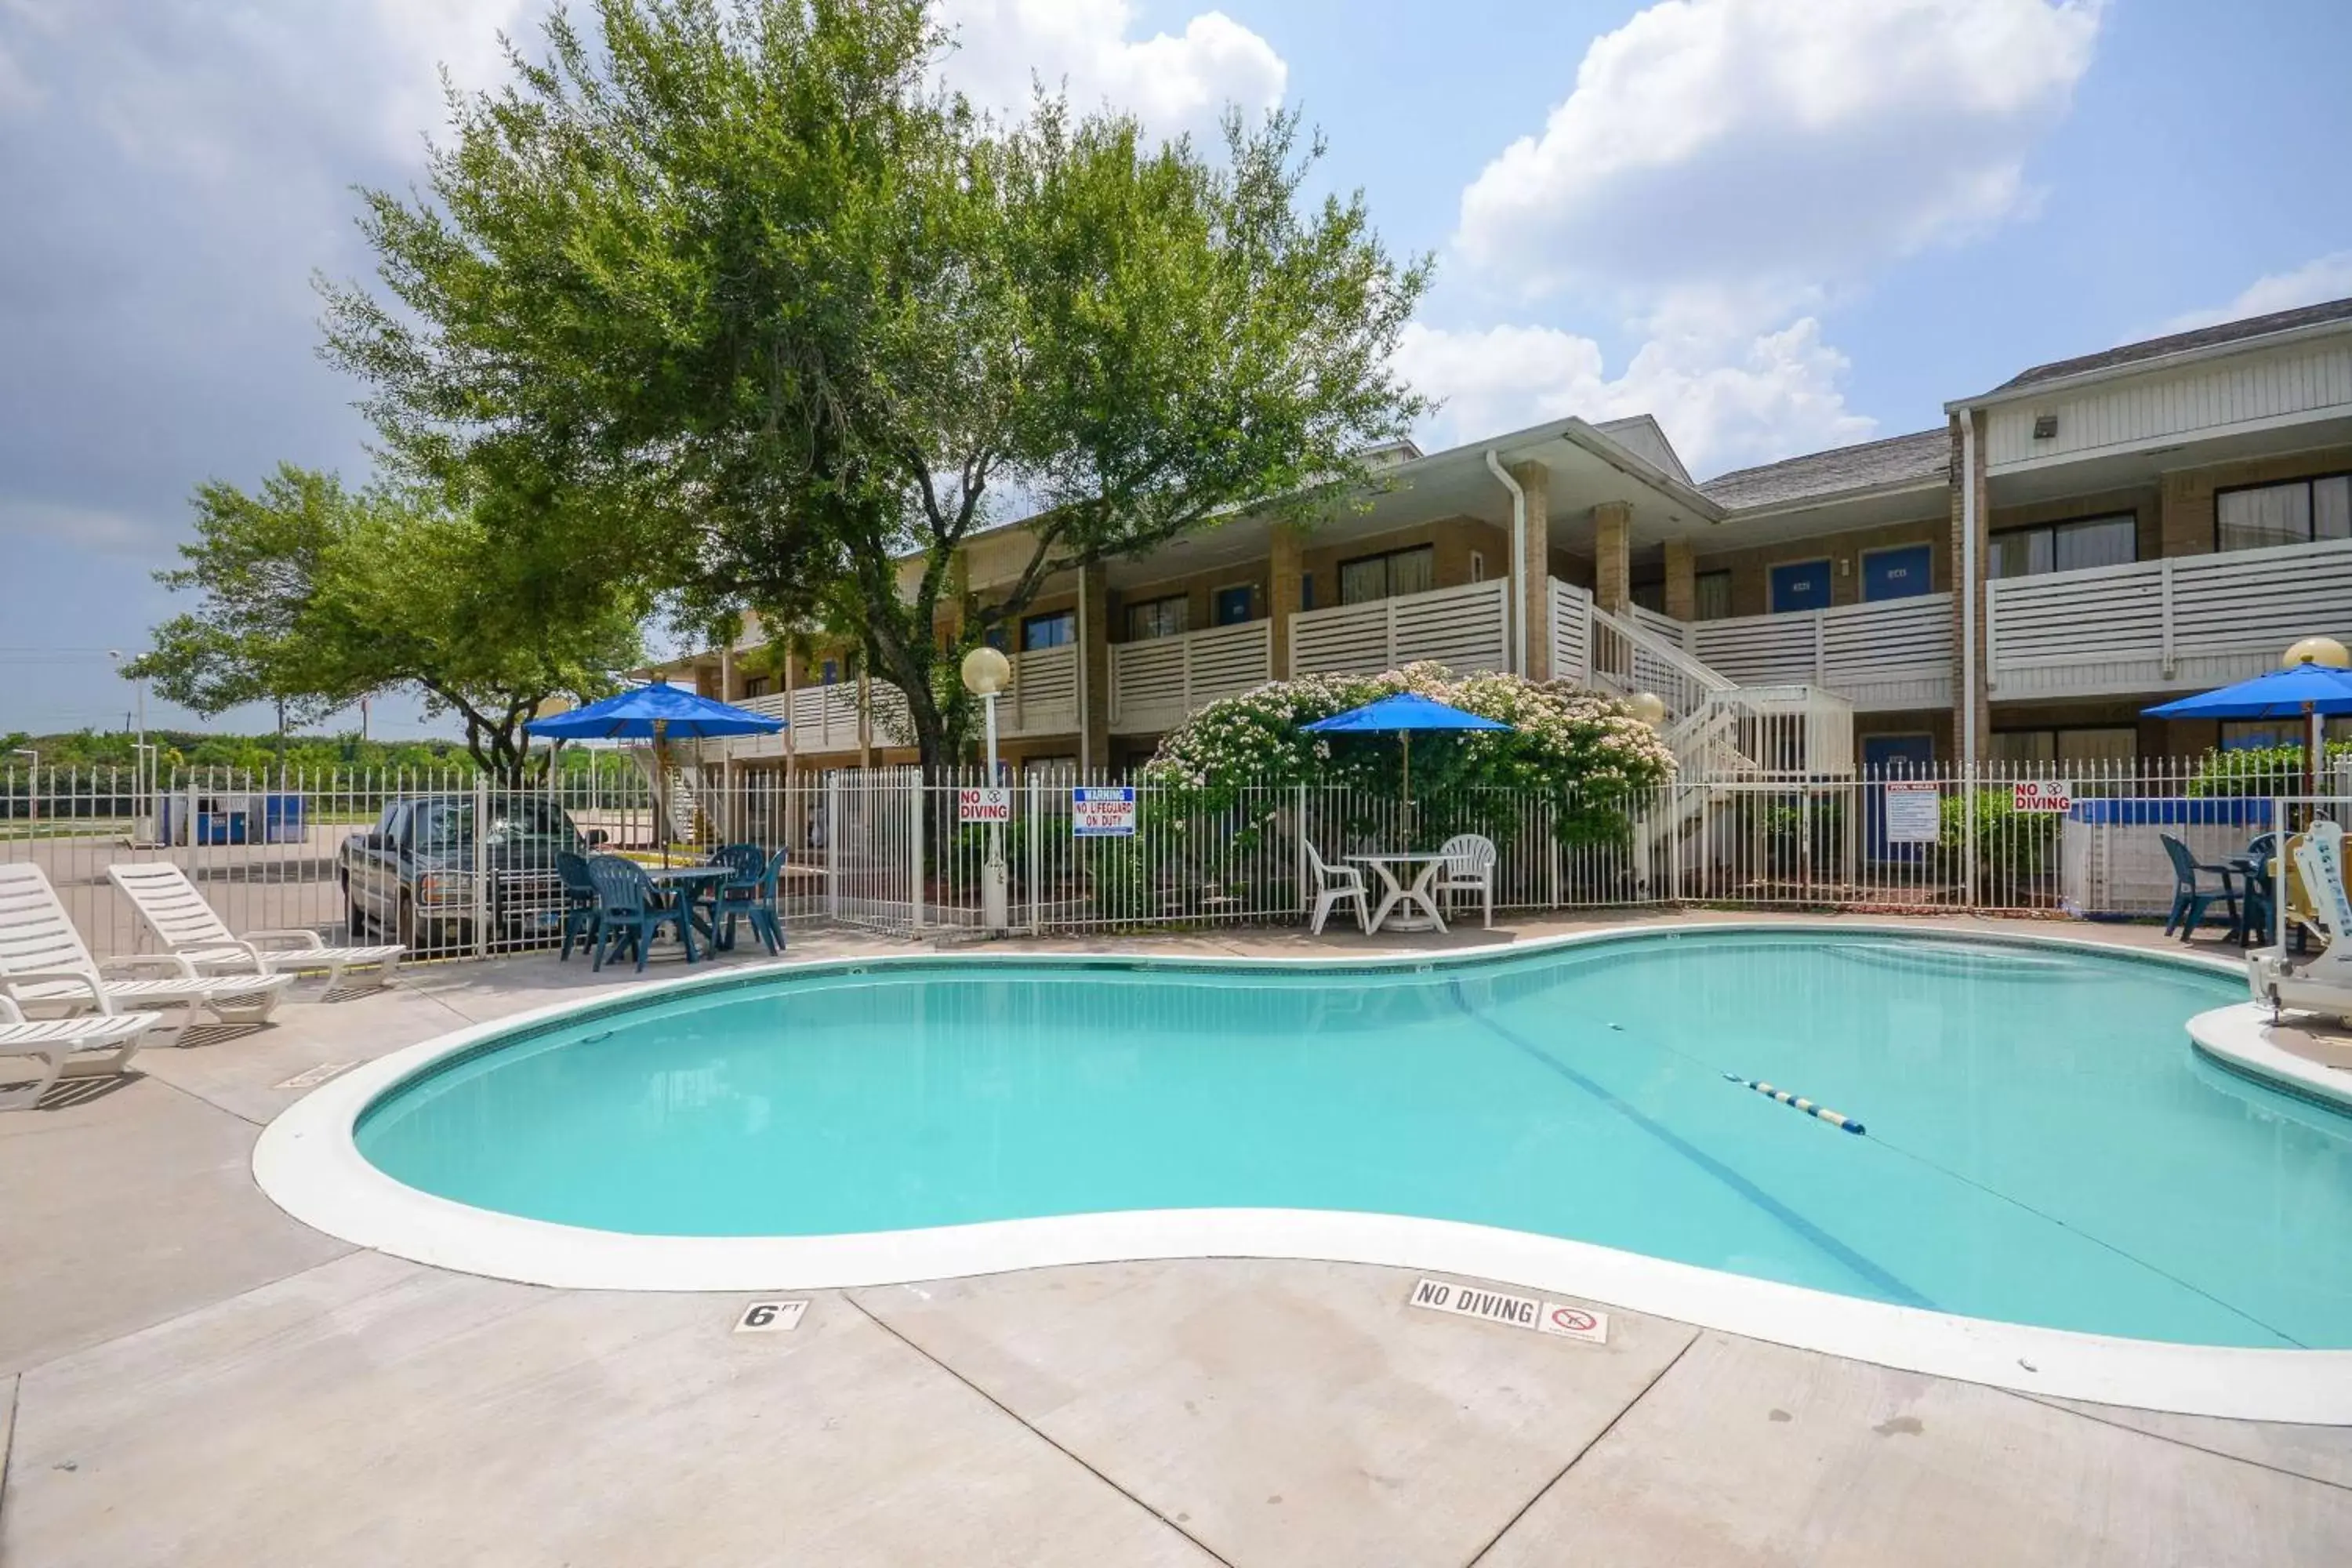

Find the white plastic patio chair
[[0, 864, 290, 1047], [107, 862, 405, 994], [0, 994, 162, 1111], [1303, 840, 1370, 936], [1436, 833, 1497, 928]]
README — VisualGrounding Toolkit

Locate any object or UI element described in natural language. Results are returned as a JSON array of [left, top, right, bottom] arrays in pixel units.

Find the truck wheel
[[343, 877, 367, 938], [397, 893, 419, 953]]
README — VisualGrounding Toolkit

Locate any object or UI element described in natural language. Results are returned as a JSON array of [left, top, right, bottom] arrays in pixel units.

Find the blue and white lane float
[[1724, 1073, 1866, 1135]]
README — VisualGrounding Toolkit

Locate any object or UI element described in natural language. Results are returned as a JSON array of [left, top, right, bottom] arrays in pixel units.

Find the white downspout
[[1485, 450, 1528, 676], [1958, 410, 1979, 771]]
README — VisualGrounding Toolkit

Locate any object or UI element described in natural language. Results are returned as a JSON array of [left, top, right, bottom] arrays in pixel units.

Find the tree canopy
[[128, 463, 644, 780], [322, 0, 1431, 769]]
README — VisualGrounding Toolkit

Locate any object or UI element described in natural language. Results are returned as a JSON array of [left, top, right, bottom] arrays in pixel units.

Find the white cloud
[[2159, 252, 2352, 336], [1455, 0, 2103, 319], [1396, 318, 1874, 477], [935, 0, 1285, 142], [0, 499, 166, 556]]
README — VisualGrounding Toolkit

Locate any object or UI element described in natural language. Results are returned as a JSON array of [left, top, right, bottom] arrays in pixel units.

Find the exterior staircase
[[628, 748, 715, 846], [1584, 604, 1856, 895]]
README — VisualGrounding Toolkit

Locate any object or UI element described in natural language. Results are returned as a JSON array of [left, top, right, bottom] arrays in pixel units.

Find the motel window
[[1022, 609, 1076, 651], [1991, 727, 2138, 764], [1337, 545, 1435, 606], [820, 659, 840, 685], [1694, 570, 1734, 622], [2219, 717, 2352, 751], [1630, 581, 1665, 614], [1125, 594, 1189, 641], [1987, 514, 2136, 579], [742, 676, 771, 699], [2216, 474, 2352, 553]]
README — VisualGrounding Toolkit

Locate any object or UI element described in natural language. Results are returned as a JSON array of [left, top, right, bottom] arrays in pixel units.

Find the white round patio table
[[1345, 851, 1453, 935]]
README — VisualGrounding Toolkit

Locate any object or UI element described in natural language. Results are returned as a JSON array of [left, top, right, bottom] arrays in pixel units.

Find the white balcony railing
[[1000, 643, 1079, 739], [1109, 620, 1273, 735], [786, 683, 864, 753], [1986, 537, 2352, 700], [1289, 578, 1510, 679], [1687, 593, 1953, 712]]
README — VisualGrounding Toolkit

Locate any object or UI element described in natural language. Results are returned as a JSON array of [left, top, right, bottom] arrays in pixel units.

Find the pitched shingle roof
[[1994, 296, 2352, 393], [1699, 429, 1949, 512]]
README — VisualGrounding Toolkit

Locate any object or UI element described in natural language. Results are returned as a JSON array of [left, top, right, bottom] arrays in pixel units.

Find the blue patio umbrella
[[2145, 657, 2352, 800], [526, 678, 786, 741], [529, 681, 783, 855], [1303, 692, 1512, 808]]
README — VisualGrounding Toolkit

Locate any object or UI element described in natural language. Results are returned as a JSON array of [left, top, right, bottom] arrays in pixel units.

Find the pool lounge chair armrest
[[1, 968, 117, 1014], [0, 994, 22, 1024], [235, 929, 328, 952], [98, 952, 202, 980]]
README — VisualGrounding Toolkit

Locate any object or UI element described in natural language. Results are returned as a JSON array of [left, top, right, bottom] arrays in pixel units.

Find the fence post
[[1668, 786, 1683, 904], [1028, 771, 1044, 934], [909, 772, 925, 935], [1295, 783, 1308, 913], [824, 772, 840, 923], [471, 771, 491, 960], [1963, 760, 1980, 913]]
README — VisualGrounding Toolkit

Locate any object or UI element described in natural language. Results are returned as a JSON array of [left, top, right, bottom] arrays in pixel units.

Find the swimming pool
[[256, 926, 2352, 1418]]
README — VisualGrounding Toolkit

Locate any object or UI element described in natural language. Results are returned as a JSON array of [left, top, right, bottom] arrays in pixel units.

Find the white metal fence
[[0, 754, 2318, 962]]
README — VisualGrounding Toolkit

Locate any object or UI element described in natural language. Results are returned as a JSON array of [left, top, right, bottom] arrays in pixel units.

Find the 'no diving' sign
[[1408, 1277, 1609, 1345]]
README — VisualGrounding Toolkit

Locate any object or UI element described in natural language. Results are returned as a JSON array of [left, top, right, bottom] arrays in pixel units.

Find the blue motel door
[[1769, 559, 1833, 613], [1862, 544, 1933, 602]]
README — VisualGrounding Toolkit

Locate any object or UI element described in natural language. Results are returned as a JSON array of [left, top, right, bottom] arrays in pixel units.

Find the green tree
[[321, 0, 1429, 771], [129, 463, 644, 781]]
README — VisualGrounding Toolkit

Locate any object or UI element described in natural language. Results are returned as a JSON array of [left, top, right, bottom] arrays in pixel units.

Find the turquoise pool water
[[355, 931, 2352, 1349]]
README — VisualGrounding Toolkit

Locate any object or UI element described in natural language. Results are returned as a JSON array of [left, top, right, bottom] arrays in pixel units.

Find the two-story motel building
[[653, 296, 2352, 786]]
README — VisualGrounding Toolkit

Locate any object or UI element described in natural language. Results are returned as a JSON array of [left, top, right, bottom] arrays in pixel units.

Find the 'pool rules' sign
[[1882, 781, 1940, 844], [1072, 786, 1138, 837], [1408, 1277, 1609, 1345]]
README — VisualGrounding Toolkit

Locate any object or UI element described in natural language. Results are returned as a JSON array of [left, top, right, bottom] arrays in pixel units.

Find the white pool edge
[[2188, 1003, 2352, 1116], [252, 919, 2352, 1426]]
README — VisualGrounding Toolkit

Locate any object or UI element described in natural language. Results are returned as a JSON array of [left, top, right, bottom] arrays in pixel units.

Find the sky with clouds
[[3, 0, 2350, 735]]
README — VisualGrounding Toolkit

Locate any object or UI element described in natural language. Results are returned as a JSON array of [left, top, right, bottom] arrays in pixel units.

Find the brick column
[[1079, 561, 1111, 772], [1593, 501, 1632, 617], [1948, 411, 1991, 765], [1663, 539, 1697, 622], [1508, 459, 1553, 681], [1269, 523, 1305, 678]]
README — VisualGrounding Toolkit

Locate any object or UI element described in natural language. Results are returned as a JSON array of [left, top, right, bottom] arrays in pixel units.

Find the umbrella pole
[[1403, 732, 1412, 842], [655, 720, 670, 866], [2309, 702, 2321, 827]]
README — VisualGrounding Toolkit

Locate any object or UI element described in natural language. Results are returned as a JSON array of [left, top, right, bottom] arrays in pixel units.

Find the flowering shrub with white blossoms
[[1138, 662, 1675, 848]]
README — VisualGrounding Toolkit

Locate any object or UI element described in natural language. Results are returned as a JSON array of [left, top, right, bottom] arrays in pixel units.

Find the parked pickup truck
[[339, 795, 607, 953]]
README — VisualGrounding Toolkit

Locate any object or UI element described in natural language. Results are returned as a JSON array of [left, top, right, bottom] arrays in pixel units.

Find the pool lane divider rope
[[1723, 1074, 1866, 1135]]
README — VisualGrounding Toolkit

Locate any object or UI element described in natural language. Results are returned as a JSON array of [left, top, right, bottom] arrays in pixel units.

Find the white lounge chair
[[0, 994, 162, 1111], [0, 864, 290, 1046], [1436, 833, 1498, 929], [107, 862, 405, 994], [1303, 840, 1370, 935]]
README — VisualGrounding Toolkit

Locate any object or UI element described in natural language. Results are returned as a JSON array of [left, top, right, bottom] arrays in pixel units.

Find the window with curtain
[[1987, 514, 2136, 579], [2216, 474, 2352, 553], [1693, 570, 1733, 621], [1991, 727, 2138, 763], [1022, 610, 1076, 651], [1124, 594, 1189, 641], [1337, 545, 1435, 606]]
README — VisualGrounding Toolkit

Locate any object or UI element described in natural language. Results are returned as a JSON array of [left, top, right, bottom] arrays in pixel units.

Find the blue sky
[[3, 0, 2349, 736]]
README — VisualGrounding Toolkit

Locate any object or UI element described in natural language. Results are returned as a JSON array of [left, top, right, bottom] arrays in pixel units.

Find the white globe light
[[2282, 636, 2352, 670], [960, 644, 1012, 696], [1628, 691, 1668, 728]]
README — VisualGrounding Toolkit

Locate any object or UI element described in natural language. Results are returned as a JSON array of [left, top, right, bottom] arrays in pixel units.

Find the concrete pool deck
[[4, 912, 2350, 1566]]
